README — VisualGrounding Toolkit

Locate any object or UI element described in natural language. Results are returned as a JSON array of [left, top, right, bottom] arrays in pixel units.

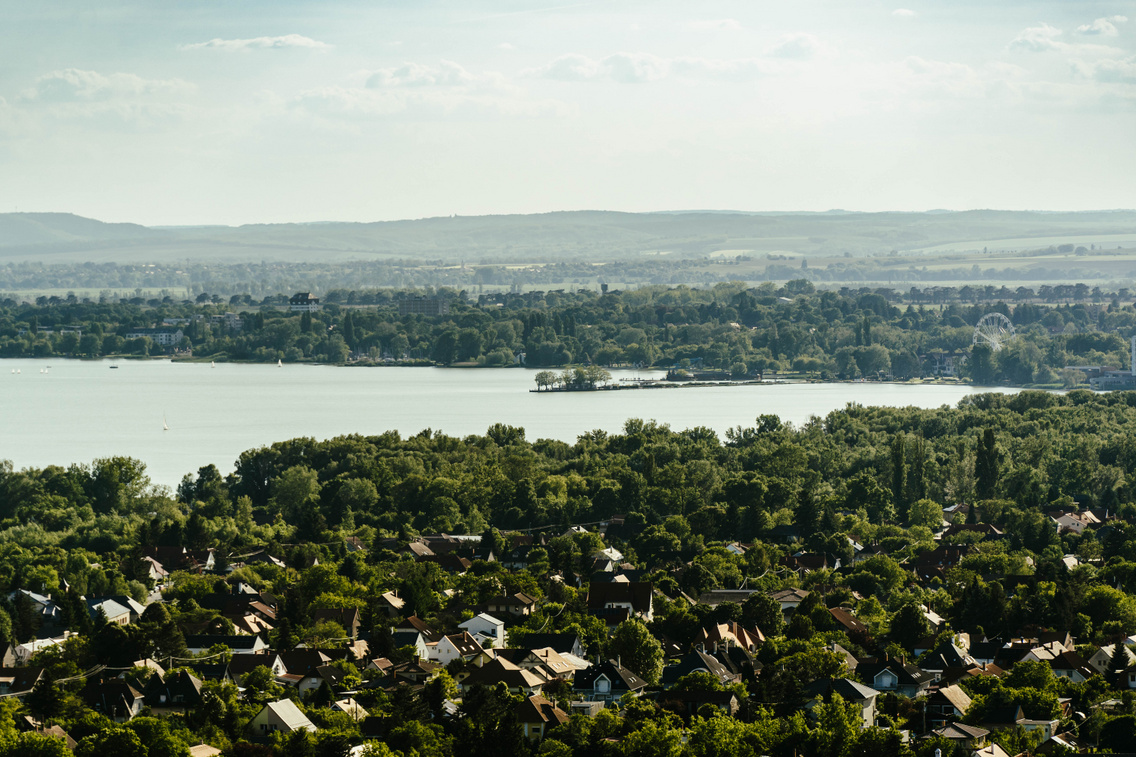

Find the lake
[[0, 360, 1019, 489]]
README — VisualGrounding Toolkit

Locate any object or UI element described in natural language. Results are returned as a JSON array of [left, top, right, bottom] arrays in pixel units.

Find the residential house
[[770, 588, 809, 614], [1089, 643, 1135, 675], [227, 653, 287, 685], [933, 723, 990, 751], [0, 667, 44, 699], [515, 695, 569, 741], [459, 613, 506, 650], [248, 700, 317, 739], [925, 684, 972, 729], [586, 582, 653, 626], [279, 650, 333, 678], [88, 598, 132, 626], [14, 632, 77, 665], [331, 698, 368, 722], [494, 647, 580, 680], [288, 293, 321, 313], [661, 650, 738, 687], [805, 679, 878, 729], [375, 591, 405, 619], [1049, 651, 1095, 682], [429, 632, 484, 666], [484, 592, 539, 618], [389, 659, 442, 684], [855, 659, 933, 697], [573, 659, 647, 702], [693, 622, 764, 653], [184, 635, 269, 656], [298, 665, 345, 696], [518, 633, 585, 659], [83, 679, 145, 722], [459, 658, 547, 696], [828, 608, 871, 644], [143, 670, 204, 712]]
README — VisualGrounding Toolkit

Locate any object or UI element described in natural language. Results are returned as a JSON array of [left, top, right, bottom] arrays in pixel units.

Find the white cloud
[[498, 43, 516, 51], [180, 34, 331, 51], [22, 69, 194, 102], [892, 9, 917, 18], [602, 52, 668, 83], [1073, 55, 1136, 83], [533, 54, 600, 82], [1075, 16, 1128, 37], [688, 19, 742, 31], [766, 33, 830, 60], [1010, 23, 1064, 53], [366, 61, 482, 88], [527, 53, 765, 83]]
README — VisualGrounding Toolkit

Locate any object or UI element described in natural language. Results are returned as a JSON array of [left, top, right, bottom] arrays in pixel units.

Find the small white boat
[[277, 359, 283, 367], [211, 361, 215, 368], [163, 414, 170, 431]]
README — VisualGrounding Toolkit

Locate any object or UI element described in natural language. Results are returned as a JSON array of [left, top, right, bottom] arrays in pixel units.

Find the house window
[[596, 678, 610, 694]]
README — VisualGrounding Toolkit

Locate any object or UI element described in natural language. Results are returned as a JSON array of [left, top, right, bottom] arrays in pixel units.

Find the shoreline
[[1, 355, 1068, 392]]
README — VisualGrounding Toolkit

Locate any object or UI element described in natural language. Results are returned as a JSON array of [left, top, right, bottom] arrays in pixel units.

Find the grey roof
[[806, 678, 879, 703], [262, 699, 316, 732]]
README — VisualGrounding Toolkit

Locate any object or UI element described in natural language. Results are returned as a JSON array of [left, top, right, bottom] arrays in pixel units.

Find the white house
[[459, 613, 506, 650], [428, 632, 484, 666]]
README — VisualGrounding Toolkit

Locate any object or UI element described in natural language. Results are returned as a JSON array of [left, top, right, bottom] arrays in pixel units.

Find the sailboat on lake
[[163, 414, 170, 431]]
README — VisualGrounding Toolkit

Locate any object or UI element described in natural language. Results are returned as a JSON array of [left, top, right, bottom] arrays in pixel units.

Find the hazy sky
[[1, 1, 1134, 225]]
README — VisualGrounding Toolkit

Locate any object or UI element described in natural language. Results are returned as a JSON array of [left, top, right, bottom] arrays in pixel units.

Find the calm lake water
[[0, 360, 1018, 488]]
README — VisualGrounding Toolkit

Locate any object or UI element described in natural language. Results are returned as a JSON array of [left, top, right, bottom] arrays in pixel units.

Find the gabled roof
[[184, 634, 264, 651], [515, 695, 569, 727], [440, 632, 483, 657], [573, 659, 647, 692], [828, 608, 869, 635], [932, 684, 972, 714], [934, 722, 989, 740], [770, 588, 809, 603], [279, 649, 332, 675], [460, 612, 505, 630], [259, 699, 316, 732], [396, 615, 438, 639], [586, 582, 653, 614], [0, 666, 44, 693], [517, 633, 580, 654], [661, 649, 736, 686], [805, 677, 878, 703], [301, 665, 344, 687], [461, 658, 546, 690]]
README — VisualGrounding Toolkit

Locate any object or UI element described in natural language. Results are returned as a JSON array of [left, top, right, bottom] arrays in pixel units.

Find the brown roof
[[515, 694, 569, 727], [829, 608, 869, 635]]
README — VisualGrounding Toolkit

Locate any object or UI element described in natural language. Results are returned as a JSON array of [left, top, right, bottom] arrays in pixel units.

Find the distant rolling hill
[[1, 209, 1135, 265]]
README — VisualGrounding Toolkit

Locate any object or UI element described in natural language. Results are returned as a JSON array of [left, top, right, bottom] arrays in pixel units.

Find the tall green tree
[[891, 434, 908, 521], [609, 618, 664, 685], [975, 429, 998, 501]]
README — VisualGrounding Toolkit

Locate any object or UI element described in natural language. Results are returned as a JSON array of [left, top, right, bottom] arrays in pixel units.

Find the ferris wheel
[[973, 312, 1015, 351]]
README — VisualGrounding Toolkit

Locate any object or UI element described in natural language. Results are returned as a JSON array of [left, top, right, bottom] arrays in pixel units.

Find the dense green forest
[[3, 282, 1136, 386], [4, 393, 1136, 754]]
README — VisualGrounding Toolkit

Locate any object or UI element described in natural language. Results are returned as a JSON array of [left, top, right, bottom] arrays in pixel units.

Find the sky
[[0, 1, 1134, 226]]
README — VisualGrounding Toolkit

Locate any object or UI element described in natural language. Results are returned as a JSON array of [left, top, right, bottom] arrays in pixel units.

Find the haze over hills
[[2, 210, 1136, 266]]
